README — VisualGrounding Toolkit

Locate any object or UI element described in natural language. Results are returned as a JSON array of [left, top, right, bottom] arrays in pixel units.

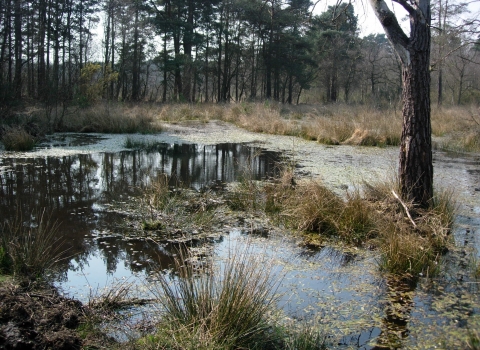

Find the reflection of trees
[[0, 142, 281, 279], [375, 278, 415, 349]]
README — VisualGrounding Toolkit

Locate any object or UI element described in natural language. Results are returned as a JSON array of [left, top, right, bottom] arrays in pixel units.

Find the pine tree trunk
[[370, 0, 433, 208], [399, 51, 433, 208]]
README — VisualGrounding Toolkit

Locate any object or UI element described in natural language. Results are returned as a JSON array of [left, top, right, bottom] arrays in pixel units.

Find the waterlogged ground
[[1, 120, 479, 349]]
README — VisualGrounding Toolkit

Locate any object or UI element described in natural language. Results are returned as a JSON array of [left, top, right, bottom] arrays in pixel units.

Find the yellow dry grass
[[40, 101, 479, 151]]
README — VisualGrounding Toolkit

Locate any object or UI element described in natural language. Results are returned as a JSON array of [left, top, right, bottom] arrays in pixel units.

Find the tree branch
[[392, 0, 416, 16], [392, 190, 417, 228], [369, 0, 410, 64], [430, 42, 468, 69]]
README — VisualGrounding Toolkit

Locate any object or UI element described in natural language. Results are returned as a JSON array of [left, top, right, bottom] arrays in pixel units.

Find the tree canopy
[[0, 0, 478, 110]]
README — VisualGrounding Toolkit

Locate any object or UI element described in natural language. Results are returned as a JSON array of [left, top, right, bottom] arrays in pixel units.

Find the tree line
[[0, 0, 478, 111]]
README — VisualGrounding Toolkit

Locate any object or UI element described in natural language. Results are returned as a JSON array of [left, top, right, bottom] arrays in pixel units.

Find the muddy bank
[[0, 283, 113, 349]]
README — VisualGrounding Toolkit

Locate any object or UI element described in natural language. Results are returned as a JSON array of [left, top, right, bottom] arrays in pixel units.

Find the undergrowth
[[1, 126, 36, 151], [141, 247, 281, 349], [0, 209, 67, 281]]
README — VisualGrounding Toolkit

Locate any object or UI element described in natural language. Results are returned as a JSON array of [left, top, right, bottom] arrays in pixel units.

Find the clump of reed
[[264, 168, 455, 280], [1, 126, 36, 151], [142, 247, 280, 349], [268, 172, 376, 246], [142, 173, 178, 214], [364, 177, 456, 279], [59, 103, 161, 134], [224, 102, 302, 137], [0, 209, 66, 280], [280, 325, 327, 350]]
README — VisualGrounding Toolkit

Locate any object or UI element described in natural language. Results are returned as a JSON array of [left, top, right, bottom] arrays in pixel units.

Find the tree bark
[[370, 0, 433, 208], [13, 0, 22, 100]]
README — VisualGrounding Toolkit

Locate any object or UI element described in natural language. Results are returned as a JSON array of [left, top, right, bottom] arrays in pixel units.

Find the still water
[[0, 141, 280, 280], [1, 134, 479, 348]]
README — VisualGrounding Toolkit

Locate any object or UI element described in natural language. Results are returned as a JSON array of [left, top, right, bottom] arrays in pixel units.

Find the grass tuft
[[366, 178, 456, 280], [0, 209, 67, 280], [1, 126, 36, 151], [282, 324, 327, 350], [275, 180, 375, 245], [144, 246, 280, 349], [87, 279, 135, 312]]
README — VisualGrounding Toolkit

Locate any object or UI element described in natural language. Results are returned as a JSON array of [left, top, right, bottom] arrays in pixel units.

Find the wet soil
[[0, 283, 107, 350]]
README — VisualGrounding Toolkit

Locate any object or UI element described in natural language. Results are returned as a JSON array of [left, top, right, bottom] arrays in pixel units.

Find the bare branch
[[392, 0, 416, 16], [369, 0, 410, 64], [430, 43, 469, 69], [392, 190, 417, 228]]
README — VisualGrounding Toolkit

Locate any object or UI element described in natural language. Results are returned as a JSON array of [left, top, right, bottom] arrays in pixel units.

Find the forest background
[[0, 0, 479, 121]]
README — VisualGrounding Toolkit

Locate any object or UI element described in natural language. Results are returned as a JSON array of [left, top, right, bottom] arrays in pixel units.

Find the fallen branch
[[391, 190, 417, 228]]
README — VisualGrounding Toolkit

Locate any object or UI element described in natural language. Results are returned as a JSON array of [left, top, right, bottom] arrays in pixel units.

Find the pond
[[1, 132, 479, 349]]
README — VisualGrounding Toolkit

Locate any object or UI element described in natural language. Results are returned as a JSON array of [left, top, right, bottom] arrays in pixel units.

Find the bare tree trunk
[[399, 48, 433, 207], [131, 4, 140, 101], [370, 0, 433, 208], [13, 0, 22, 100]]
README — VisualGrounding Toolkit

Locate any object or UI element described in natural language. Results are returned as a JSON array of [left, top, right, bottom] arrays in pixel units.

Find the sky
[[311, 0, 399, 36], [313, 0, 480, 38]]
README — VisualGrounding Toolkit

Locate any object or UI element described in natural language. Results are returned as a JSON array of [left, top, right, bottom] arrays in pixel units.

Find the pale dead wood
[[391, 189, 417, 228]]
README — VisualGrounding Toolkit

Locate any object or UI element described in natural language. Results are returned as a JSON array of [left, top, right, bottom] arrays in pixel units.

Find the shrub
[[1, 127, 36, 151]]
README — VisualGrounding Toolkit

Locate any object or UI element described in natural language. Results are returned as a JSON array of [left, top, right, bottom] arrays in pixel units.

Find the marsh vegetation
[[2, 102, 480, 153], [1, 105, 479, 348]]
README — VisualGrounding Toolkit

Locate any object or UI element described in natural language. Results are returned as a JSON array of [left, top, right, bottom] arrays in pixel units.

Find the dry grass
[[364, 176, 456, 280], [267, 172, 376, 246], [263, 169, 455, 280], [431, 106, 476, 137], [0, 209, 67, 280], [55, 103, 161, 133], [143, 247, 280, 350], [33, 102, 480, 151], [1, 126, 36, 151], [431, 106, 480, 152]]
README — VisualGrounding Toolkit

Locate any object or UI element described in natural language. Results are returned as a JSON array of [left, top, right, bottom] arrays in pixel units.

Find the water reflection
[[0, 143, 281, 285]]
